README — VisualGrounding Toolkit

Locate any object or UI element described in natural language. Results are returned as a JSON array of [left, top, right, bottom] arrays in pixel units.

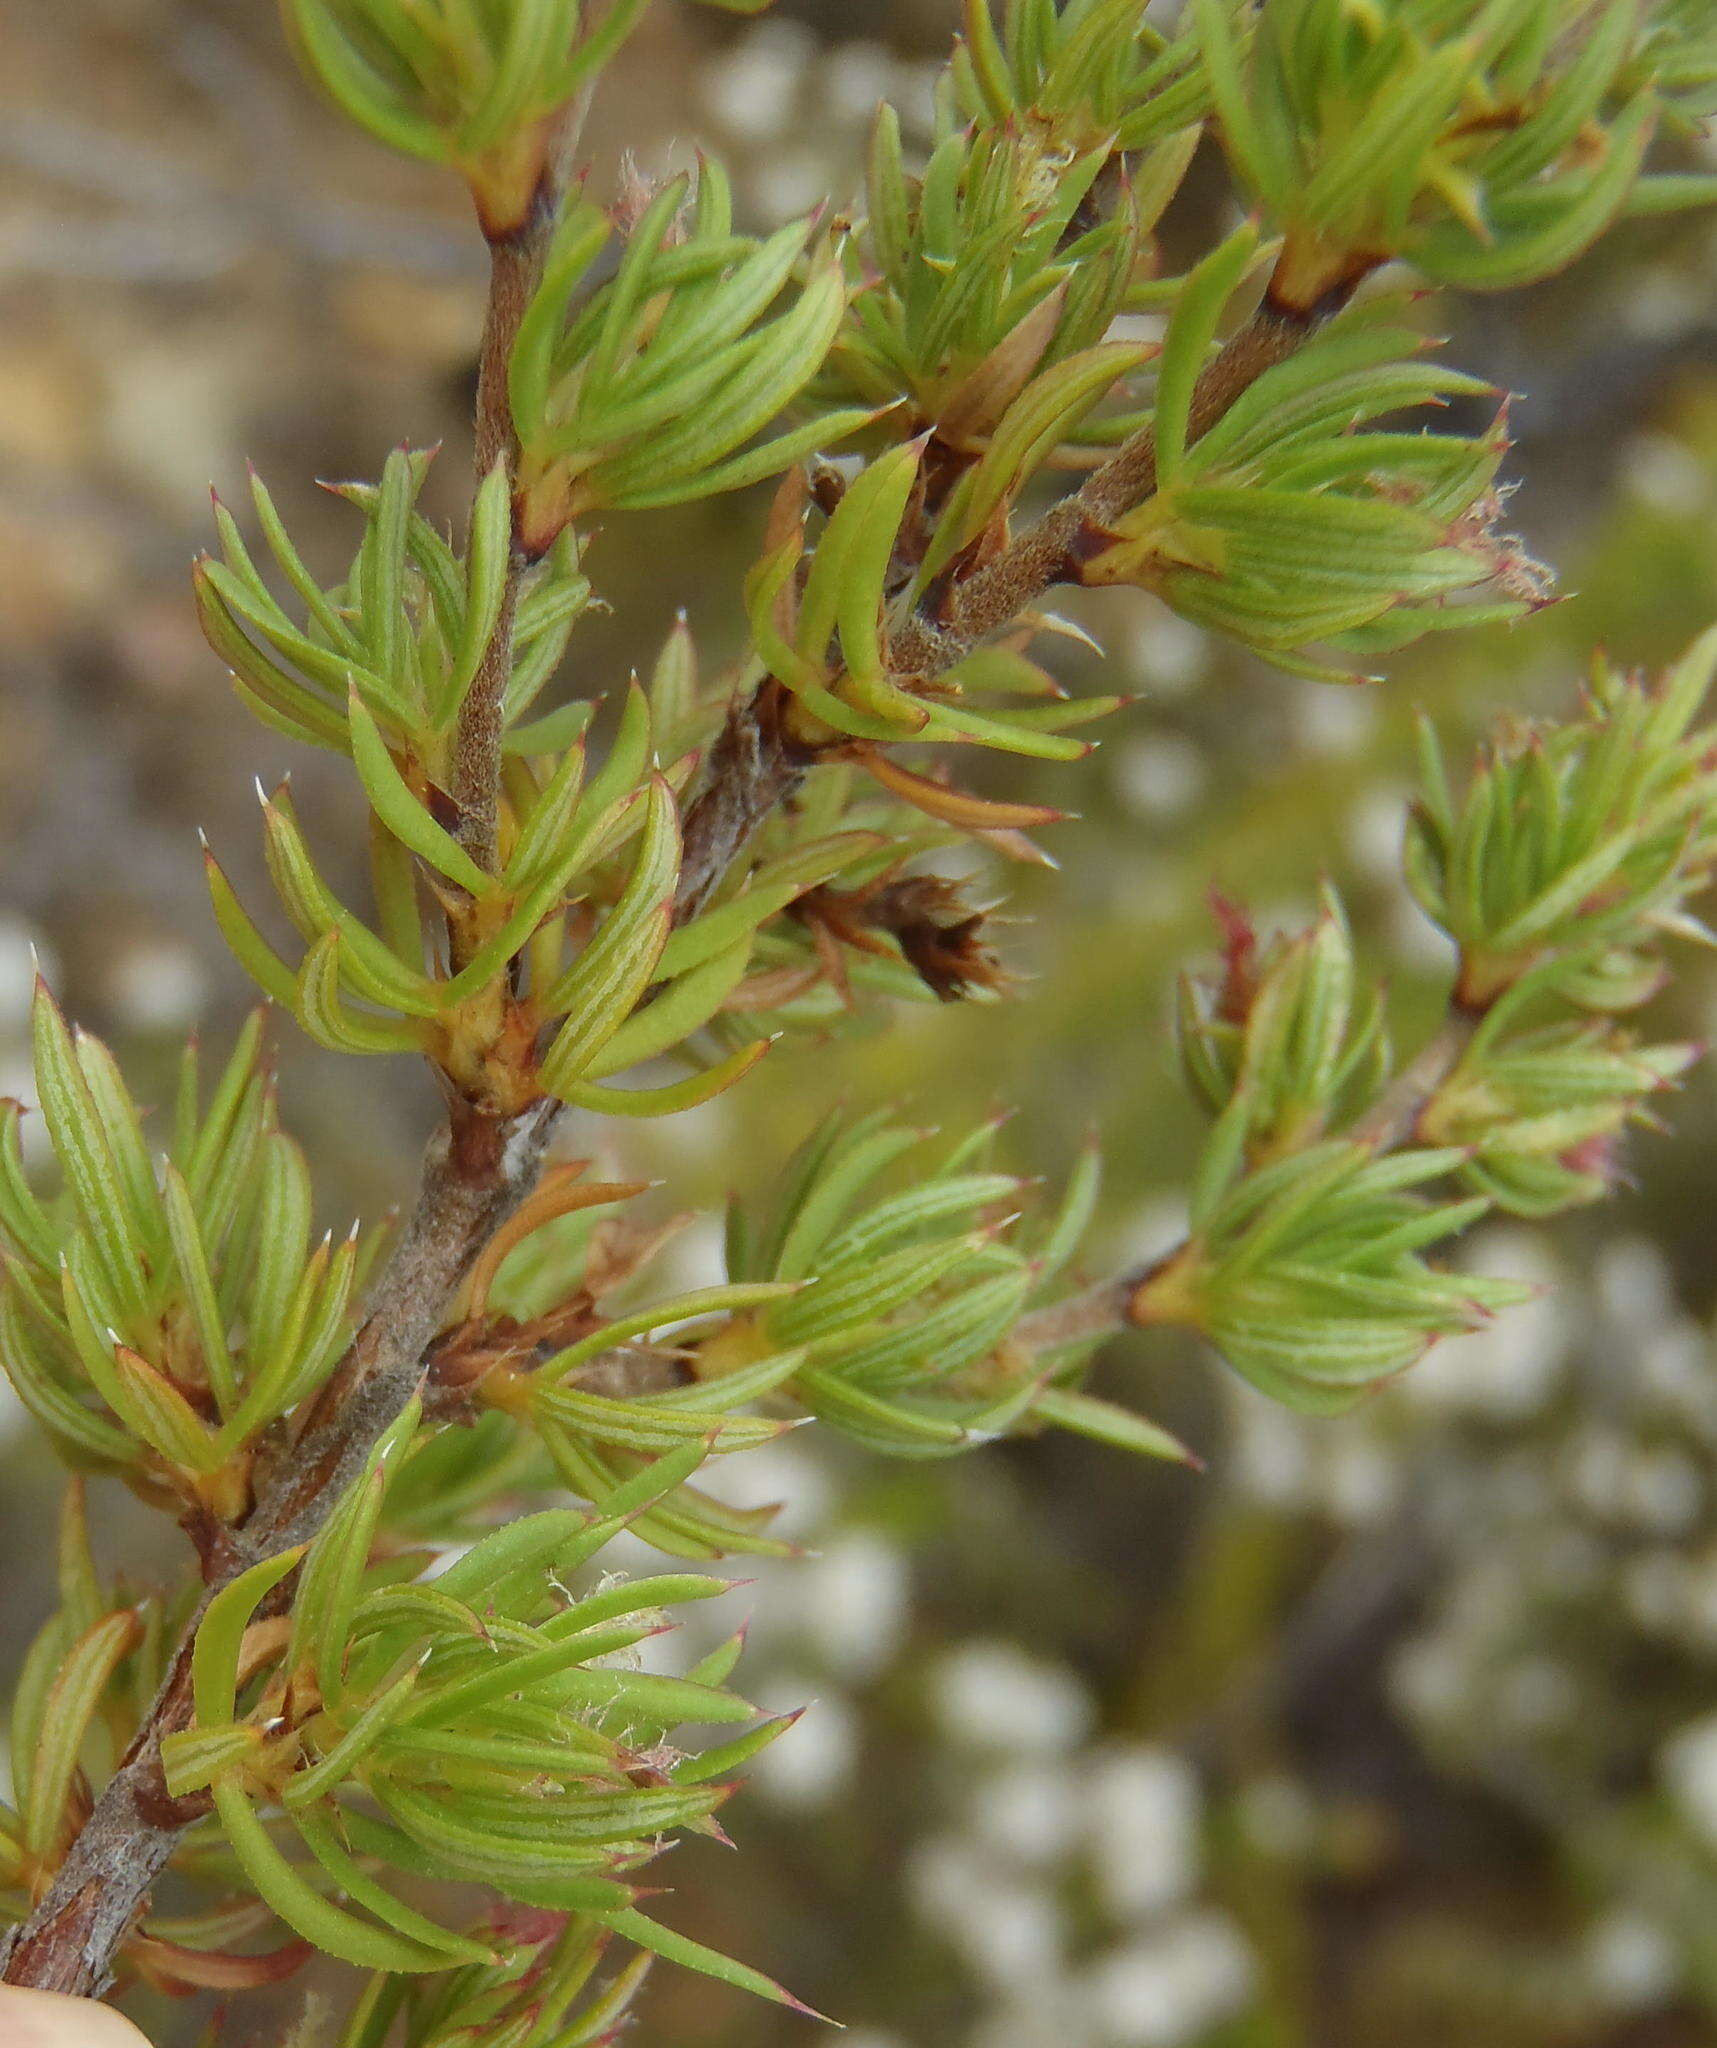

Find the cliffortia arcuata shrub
[[3, 0, 1717, 2036]]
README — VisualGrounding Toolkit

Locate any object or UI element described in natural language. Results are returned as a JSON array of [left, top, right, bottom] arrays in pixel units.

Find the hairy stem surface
[[889, 288, 1343, 682], [450, 237, 537, 886]]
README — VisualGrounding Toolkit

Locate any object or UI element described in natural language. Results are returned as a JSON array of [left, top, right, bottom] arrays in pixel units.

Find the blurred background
[[6, 2, 1717, 2043]]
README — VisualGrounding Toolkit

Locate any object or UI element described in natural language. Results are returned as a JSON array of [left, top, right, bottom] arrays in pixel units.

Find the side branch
[[1347, 1009, 1480, 1152], [1013, 1000, 1486, 1359], [675, 682, 811, 926], [680, 281, 1348, 908], [889, 285, 1347, 683]]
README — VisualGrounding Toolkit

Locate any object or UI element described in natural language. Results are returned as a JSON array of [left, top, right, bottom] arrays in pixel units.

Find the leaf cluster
[[509, 168, 870, 555], [714, 1114, 1112, 1460], [284, 0, 770, 233], [1195, 0, 1717, 308], [0, 1002, 362, 1516], [337, 1914, 651, 2048], [196, 450, 590, 760], [951, 0, 1219, 153], [1409, 626, 1717, 1003], [1148, 634, 1717, 1405], [1077, 242, 1542, 677], [164, 1423, 801, 2005], [746, 445, 1116, 756], [198, 471, 888, 1112]]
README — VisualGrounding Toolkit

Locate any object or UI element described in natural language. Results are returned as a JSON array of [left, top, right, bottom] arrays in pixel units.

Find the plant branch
[[1009, 998, 1487, 1364], [1347, 1007, 1479, 1151], [1012, 1276, 1135, 1353], [675, 680, 811, 926], [0, 224, 1360, 2020], [675, 282, 1347, 932], [888, 284, 1346, 683]]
